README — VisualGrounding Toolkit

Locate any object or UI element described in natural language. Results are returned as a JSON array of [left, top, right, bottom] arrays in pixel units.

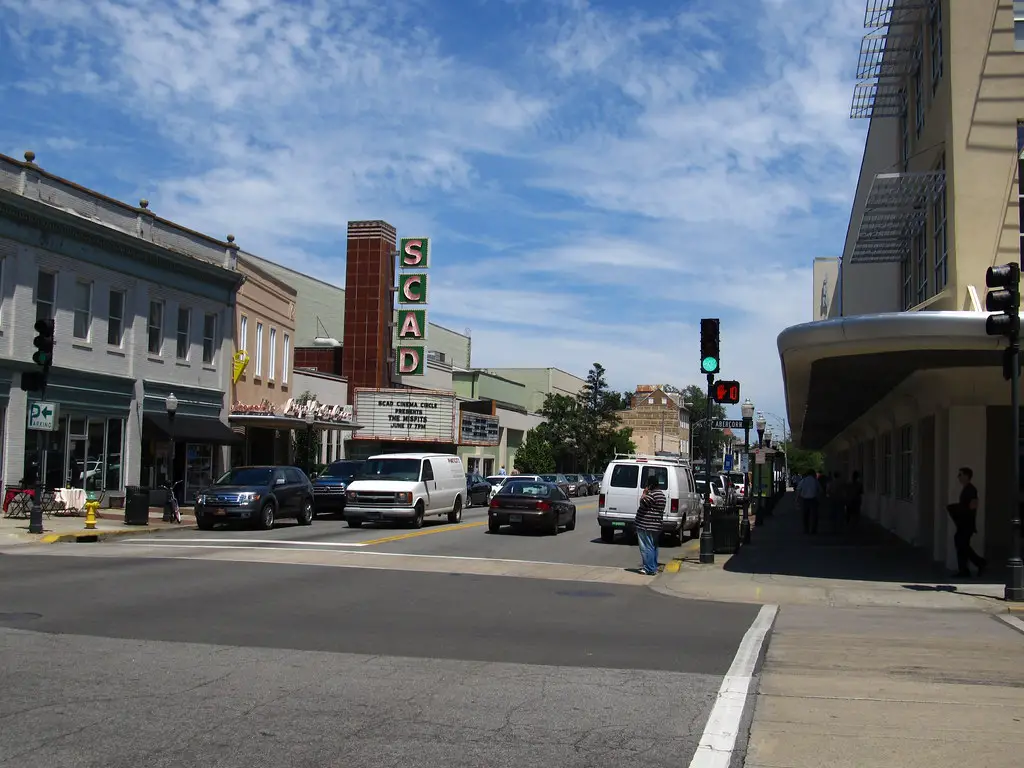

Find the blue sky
[[0, 0, 868, 426]]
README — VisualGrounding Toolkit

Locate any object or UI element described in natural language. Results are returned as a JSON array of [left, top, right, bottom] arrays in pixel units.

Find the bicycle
[[164, 480, 184, 524]]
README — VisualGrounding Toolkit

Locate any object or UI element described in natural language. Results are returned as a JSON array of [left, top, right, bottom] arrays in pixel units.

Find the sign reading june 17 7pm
[[396, 237, 430, 376], [353, 388, 456, 442]]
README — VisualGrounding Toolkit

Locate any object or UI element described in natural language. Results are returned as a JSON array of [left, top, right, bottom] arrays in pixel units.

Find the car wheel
[[347, 518, 363, 528], [565, 510, 576, 531], [256, 502, 275, 531], [465, 494, 473, 509], [548, 514, 559, 536], [196, 516, 215, 531], [297, 498, 313, 526], [488, 518, 500, 534], [600, 526, 614, 543], [411, 504, 425, 529], [448, 497, 463, 524]]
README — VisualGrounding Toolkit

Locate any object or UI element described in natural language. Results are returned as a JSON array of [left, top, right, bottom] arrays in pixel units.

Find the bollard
[[83, 500, 99, 530]]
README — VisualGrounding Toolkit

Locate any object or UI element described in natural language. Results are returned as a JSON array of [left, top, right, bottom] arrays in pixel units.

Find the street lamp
[[164, 393, 178, 521], [740, 398, 754, 545], [755, 412, 766, 527], [304, 407, 315, 475]]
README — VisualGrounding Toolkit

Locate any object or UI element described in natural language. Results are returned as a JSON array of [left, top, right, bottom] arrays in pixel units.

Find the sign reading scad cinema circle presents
[[352, 388, 456, 442]]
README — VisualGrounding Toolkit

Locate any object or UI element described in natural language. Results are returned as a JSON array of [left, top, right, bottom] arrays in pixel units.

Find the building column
[[499, 426, 508, 471], [124, 379, 144, 487], [3, 373, 28, 487]]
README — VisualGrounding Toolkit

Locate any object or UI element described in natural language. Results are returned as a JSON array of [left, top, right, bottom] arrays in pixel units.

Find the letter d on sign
[[400, 237, 430, 268], [396, 346, 425, 376]]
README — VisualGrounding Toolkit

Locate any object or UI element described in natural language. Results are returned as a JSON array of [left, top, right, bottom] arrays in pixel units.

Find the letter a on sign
[[397, 309, 426, 340], [398, 274, 427, 304], [400, 237, 430, 269], [396, 346, 425, 376]]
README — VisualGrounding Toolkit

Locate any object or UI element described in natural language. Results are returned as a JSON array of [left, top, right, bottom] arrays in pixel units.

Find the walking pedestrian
[[947, 466, 987, 578], [797, 469, 820, 534], [634, 475, 667, 576]]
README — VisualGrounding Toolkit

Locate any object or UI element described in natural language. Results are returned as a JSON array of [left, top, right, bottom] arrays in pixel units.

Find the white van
[[597, 453, 701, 544], [344, 453, 465, 529]]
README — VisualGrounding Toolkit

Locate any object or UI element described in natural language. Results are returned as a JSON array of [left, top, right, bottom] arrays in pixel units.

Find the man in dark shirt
[[948, 466, 986, 578], [634, 476, 666, 576]]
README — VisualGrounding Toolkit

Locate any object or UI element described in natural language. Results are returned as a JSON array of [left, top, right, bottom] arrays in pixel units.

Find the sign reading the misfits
[[353, 388, 456, 442], [395, 237, 430, 376], [459, 412, 500, 446]]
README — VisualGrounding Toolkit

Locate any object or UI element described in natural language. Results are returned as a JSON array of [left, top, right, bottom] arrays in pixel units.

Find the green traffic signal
[[702, 356, 718, 373], [32, 350, 51, 366]]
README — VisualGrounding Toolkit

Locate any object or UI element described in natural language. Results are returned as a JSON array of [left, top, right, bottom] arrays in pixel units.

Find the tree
[[781, 441, 824, 476], [291, 390, 323, 474], [682, 384, 727, 462], [514, 428, 556, 474], [538, 393, 585, 471]]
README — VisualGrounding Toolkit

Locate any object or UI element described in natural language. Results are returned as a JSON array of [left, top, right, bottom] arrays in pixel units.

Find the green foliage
[[523, 363, 636, 473], [290, 390, 322, 474], [514, 429, 556, 474], [781, 441, 824, 476], [682, 384, 727, 461]]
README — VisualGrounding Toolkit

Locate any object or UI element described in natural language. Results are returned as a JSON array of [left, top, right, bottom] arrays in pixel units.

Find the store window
[[896, 424, 914, 501], [268, 327, 277, 381], [933, 155, 948, 291], [108, 289, 125, 346], [255, 322, 264, 377], [202, 312, 217, 365], [282, 333, 290, 385], [881, 432, 893, 495], [176, 306, 191, 360], [24, 415, 124, 492], [148, 300, 164, 355], [72, 280, 92, 340], [914, 228, 928, 305], [36, 270, 56, 322]]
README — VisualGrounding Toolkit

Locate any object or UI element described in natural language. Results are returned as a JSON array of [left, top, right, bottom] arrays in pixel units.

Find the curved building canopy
[[778, 311, 1004, 450]]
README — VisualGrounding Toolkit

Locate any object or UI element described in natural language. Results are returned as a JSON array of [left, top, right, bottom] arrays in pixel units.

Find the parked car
[[345, 453, 465, 528], [538, 473, 571, 496], [194, 465, 315, 530], [487, 479, 577, 535], [312, 459, 365, 517], [696, 479, 726, 509], [465, 473, 492, 507], [485, 474, 540, 500], [598, 454, 701, 545], [583, 473, 602, 494], [562, 473, 589, 497]]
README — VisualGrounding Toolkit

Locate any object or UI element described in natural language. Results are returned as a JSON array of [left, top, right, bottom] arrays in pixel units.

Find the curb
[[38, 525, 191, 544]]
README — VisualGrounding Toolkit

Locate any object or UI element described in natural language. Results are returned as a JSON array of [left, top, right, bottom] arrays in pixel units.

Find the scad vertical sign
[[396, 237, 429, 376]]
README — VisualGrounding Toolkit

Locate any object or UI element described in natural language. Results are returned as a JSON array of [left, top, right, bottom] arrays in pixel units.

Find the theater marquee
[[395, 237, 430, 376], [352, 388, 456, 442]]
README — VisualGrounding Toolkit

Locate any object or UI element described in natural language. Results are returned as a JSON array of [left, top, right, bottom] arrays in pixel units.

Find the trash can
[[124, 486, 150, 526], [711, 508, 740, 554]]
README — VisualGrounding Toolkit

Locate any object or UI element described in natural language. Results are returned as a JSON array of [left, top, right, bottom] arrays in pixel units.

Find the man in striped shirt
[[635, 475, 667, 575]]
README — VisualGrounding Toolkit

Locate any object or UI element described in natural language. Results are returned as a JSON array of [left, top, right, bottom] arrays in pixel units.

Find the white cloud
[[0, 0, 869, 428]]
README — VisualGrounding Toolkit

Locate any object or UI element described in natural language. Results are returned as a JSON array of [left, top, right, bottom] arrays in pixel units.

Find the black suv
[[312, 459, 365, 516], [195, 465, 314, 530]]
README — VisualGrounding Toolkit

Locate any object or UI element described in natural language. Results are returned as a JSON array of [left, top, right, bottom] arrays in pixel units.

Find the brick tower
[[342, 220, 397, 401]]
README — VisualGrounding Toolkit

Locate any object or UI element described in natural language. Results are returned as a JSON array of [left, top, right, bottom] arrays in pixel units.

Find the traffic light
[[712, 380, 740, 404], [700, 318, 720, 375], [22, 318, 54, 394], [985, 262, 1020, 338]]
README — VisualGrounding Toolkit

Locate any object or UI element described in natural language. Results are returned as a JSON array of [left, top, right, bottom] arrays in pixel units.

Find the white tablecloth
[[56, 488, 86, 511]]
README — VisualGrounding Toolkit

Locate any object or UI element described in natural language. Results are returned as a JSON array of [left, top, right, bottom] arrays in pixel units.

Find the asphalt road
[[89, 493, 697, 574], [0, 553, 761, 768]]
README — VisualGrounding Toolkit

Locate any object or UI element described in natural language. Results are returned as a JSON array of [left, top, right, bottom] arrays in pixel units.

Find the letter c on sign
[[403, 240, 423, 266], [402, 275, 423, 302], [399, 348, 420, 374]]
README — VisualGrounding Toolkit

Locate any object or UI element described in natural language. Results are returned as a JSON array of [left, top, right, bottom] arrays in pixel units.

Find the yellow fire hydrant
[[83, 500, 99, 530]]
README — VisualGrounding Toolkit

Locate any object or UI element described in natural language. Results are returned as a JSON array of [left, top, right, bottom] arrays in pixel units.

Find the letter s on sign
[[402, 239, 423, 266]]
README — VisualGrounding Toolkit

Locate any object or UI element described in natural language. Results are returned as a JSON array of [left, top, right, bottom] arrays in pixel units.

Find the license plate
[[509, 514, 522, 523], [214, 508, 226, 516], [612, 522, 625, 528]]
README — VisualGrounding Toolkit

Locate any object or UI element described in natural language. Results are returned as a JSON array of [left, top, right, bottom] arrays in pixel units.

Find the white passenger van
[[597, 453, 701, 544], [344, 453, 465, 529]]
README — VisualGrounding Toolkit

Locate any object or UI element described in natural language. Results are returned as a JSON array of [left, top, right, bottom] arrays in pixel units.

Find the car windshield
[[321, 461, 364, 479], [729, 473, 744, 485], [499, 482, 551, 498], [695, 480, 712, 493], [362, 458, 422, 481], [539, 475, 559, 482], [216, 468, 272, 486], [485, 476, 506, 484]]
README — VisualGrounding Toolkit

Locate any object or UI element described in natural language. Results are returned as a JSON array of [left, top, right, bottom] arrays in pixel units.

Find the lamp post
[[304, 408, 315, 475], [740, 398, 754, 545], [163, 393, 177, 521], [755, 412, 766, 526]]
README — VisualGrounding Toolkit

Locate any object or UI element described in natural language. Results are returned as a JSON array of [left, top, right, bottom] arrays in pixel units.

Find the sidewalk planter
[[124, 486, 150, 526], [711, 508, 741, 554]]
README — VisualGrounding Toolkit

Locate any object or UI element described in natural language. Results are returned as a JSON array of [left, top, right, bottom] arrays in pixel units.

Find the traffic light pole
[[699, 373, 715, 564], [1007, 332, 1023, 601], [28, 430, 44, 534]]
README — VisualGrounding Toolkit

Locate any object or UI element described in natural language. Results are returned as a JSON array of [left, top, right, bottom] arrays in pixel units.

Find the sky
[[0, 0, 869, 429]]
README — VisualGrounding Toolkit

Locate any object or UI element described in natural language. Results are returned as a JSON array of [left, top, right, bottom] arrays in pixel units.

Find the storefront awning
[[778, 311, 1004, 450], [144, 414, 244, 444], [849, 171, 946, 264], [228, 413, 361, 432]]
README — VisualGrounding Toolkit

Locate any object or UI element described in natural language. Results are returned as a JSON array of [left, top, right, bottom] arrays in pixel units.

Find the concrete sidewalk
[[745, 604, 1024, 768], [651, 493, 1007, 612], [0, 508, 194, 545]]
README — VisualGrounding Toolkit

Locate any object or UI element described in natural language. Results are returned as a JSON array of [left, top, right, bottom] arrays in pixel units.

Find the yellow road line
[[358, 519, 488, 546]]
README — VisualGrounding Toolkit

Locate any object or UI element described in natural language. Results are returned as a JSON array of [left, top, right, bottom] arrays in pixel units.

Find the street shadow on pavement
[[722, 494, 994, 588]]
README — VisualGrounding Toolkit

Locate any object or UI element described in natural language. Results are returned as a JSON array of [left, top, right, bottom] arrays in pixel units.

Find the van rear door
[[604, 463, 641, 517]]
